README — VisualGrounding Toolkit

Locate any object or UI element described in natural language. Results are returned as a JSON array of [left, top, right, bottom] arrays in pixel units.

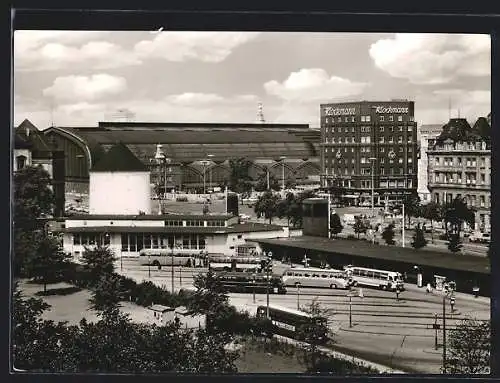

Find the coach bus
[[138, 248, 199, 267], [208, 254, 262, 271], [256, 304, 329, 343], [281, 267, 352, 289], [214, 272, 287, 294], [344, 266, 404, 291]]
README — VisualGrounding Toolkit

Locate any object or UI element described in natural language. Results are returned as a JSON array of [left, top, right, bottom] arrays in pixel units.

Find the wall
[[89, 172, 151, 215], [65, 219, 164, 228]]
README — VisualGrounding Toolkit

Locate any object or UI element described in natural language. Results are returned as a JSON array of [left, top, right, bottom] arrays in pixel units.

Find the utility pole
[[266, 251, 272, 318], [442, 295, 447, 373], [171, 247, 175, 293], [402, 201, 405, 248]]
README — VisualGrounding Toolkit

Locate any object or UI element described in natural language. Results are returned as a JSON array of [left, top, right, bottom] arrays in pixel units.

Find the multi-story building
[[320, 100, 418, 205], [427, 117, 491, 232], [417, 124, 444, 204]]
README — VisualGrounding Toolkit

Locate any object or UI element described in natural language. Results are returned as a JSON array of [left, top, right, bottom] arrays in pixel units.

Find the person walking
[[426, 282, 432, 294]]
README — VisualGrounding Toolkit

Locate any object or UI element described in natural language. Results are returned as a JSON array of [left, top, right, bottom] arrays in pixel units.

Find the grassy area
[[15, 279, 308, 373]]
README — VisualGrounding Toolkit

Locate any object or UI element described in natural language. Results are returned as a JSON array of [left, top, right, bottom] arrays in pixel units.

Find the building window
[[398, 158, 403, 163], [379, 137, 385, 143], [398, 126, 403, 132], [73, 234, 81, 245], [380, 167, 385, 175], [380, 147, 385, 152], [398, 136, 403, 143], [408, 167, 413, 174], [389, 126, 394, 132], [408, 158, 412, 163], [338, 117, 342, 122], [398, 115, 403, 122], [480, 158, 486, 167], [380, 158, 385, 163], [351, 148, 355, 153], [481, 173, 485, 184], [408, 146, 412, 152], [407, 126, 412, 132], [351, 127, 355, 132], [338, 127, 342, 132], [344, 127, 349, 133], [399, 147, 403, 152], [389, 137, 394, 143], [351, 159, 355, 164], [361, 157, 367, 164], [16, 155, 27, 170], [388, 116, 394, 122], [379, 127, 384, 132], [480, 195, 485, 207], [435, 157, 440, 165], [399, 168, 404, 175], [380, 116, 385, 122]]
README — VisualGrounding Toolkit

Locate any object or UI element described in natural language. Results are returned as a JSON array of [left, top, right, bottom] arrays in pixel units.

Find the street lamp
[[442, 289, 455, 373], [148, 253, 151, 278], [296, 283, 301, 310], [279, 156, 286, 196], [266, 251, 272, 318], [200, 160, 210, 195], [347, 291, 354, 328], [252, 273, 256, 303], [207, 154, 214, 193], [369, 157, 376, 218], [171, 246, 175, 293]]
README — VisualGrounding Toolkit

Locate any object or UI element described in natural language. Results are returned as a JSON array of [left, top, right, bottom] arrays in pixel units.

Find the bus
[[138, 248, 200, 267], [344, 266, 404, 291], [208, 254, 262, 272], [256, 304, 329, 343], [214, 271, 287, 294], [281, 267, 352, 289]]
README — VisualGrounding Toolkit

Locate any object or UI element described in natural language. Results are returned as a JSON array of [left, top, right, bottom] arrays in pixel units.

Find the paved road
[[116, 258, 490, 374]]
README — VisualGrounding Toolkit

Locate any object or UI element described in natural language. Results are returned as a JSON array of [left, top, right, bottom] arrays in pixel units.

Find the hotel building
[[320, 100, 418, 204], [427, 117, 491, 232]]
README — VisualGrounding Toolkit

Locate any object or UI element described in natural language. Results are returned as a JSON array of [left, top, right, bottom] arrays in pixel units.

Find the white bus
[[208, 254, 262, 271], [344, 266, 404, 291], [281, 267, 352, 290], [138, 248, 200, 267]]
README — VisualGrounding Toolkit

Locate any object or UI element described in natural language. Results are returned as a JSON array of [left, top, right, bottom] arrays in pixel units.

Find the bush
[[346, 234, 357, 240], [176, 196, 188, 202]]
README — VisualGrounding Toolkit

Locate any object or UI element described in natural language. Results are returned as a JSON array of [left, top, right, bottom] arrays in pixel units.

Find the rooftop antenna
[[458, 108, 461, 119], [257, 102, 265, 123], [448, 97, 451, 120]]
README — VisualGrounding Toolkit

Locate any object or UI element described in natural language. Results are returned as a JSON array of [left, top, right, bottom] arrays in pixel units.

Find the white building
[[417, 124, 443, 204], [89, 142, 151, 215]]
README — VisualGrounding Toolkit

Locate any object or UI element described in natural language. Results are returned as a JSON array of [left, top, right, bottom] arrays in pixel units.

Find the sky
[[13, 31, 491, 130]]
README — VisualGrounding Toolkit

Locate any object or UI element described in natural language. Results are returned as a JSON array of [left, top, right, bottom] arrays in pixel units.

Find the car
[[469, 232, 491, 244], [239, 214, 251, 220]]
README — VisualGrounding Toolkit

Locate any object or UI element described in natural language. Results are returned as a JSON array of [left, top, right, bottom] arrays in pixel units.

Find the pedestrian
[[426, 283, 432, 294]]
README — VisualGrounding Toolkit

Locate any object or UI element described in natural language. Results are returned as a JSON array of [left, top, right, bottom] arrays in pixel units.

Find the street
[[116, 258, 490, 373]]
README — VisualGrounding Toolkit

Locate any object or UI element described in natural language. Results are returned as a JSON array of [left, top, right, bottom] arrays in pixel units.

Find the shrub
[[176, 196, 188, 202]]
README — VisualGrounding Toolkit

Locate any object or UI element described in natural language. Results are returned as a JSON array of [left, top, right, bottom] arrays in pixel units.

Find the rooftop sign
[[374, 106, 409, 114], [323, 106, 356, 116]]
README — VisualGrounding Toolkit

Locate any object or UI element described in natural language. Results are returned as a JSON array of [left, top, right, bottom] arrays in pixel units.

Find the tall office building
[[417, 124, 443, 204], [427, 117, 491, 232], [320, 100, 418, 205]]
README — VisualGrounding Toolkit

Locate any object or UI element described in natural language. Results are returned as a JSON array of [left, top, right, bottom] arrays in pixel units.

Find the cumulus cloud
[[15, 31, 140, 71], [369, 33, 490, 84], [165, 92, 258, 106], [43, 74, 127, 101], [134, 32, 260, 62], [264, 68, 369, 102]]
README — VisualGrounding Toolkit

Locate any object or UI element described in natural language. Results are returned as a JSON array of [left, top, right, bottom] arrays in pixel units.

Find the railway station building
[[59, 142, 300, 261]]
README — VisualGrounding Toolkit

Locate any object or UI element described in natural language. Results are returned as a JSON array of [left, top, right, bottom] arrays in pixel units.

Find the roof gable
[[91, 142, 148, 172]]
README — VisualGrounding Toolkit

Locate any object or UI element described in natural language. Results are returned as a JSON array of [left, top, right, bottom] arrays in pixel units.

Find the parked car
[[469, 232, 491, 244]]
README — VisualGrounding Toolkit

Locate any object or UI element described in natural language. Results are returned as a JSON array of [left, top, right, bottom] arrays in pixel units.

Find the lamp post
[[369, 157, 376, 218], [348, 292, 353, 328], [296, 283, 300, 310], [434, 313, 439, 350], [155, 144, 166, 213], [266, 251, 272, 318], [280, 156, 286, 196], [200, 160, 210, 196], [252, 273, 256, 303], [171, 246, 175, 293], [148, 253, 151, 278], [207, 154, 214, 193]]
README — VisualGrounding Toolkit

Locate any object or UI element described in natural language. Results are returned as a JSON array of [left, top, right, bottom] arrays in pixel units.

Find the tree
[[447, 233, 463, 253], [276, 192, 295, 226], [421, 201, 443, 243], [254, 168, 279, 192], [188, 271, 229, 333], [81, 246, 117, 286], [411, 226, 428, 249], [14, 165, 55, 229], [402, 192, 421, 227], [382, 224, 396, 245], [228, 158, 253, 194], [443, 197, 475, 236], [330, 213, 343, 238], [296, 298, 333, 372], [14, 165, 56, 278], [254, 190, 281, 224], [353, 217, 367, 239], [287, 190, 317, 228], [89, 273, 127, 314], [24, 235, 72, 293], [445, 318, 490, 374]]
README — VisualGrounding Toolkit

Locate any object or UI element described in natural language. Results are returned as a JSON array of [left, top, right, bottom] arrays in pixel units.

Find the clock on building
[[388, 150, 396, 159], [335, 150, 342, 159]]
